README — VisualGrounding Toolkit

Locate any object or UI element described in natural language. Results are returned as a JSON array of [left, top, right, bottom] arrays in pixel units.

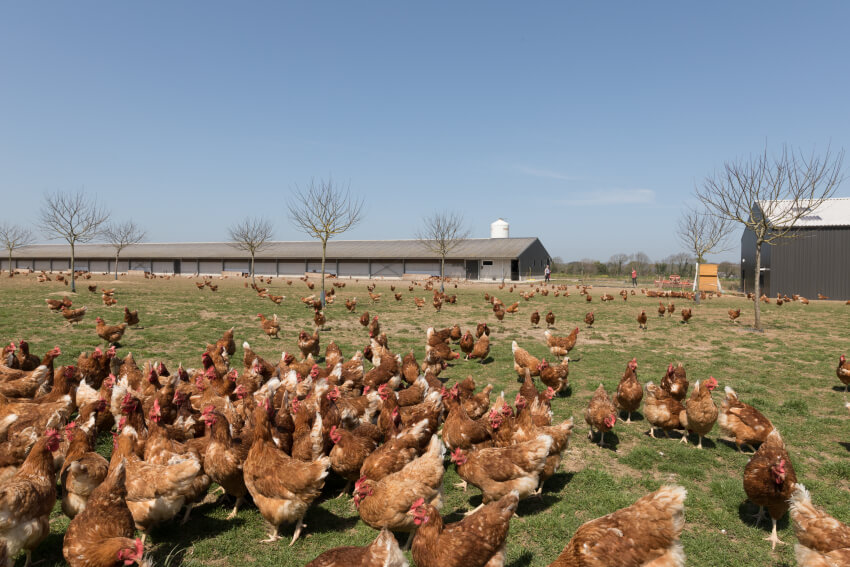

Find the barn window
[[482, 260, 493, 266]]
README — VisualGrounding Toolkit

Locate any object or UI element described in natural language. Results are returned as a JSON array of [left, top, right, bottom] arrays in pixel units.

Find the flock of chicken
[[0, 278, 849, 567]]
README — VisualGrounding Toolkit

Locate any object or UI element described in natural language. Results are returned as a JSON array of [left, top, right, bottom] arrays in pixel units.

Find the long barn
[[4, 237, 551, 282], [740, 198, 850, 299]]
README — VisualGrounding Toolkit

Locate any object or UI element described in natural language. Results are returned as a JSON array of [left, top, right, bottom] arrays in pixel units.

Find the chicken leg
[[261, 526, 281, 543], [765, 518, 785, 549], [289, 517, 306, 546], [226, 496, 244, 520], [751, 506, 766, 527]]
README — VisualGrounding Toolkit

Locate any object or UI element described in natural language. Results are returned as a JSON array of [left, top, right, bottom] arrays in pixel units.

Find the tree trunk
[[7, 250, 11, 277], [70, 243, 76, 293], [753, 243, 762, 330], [250, 254, 256, 286], [320, 240, 327, 307], [440, 256, 445, 293], [114, 252, 119, 280]]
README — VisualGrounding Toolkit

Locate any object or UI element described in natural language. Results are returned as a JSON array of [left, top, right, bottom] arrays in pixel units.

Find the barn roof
[[13, 237, 545, 260], [756, 198, 850, 228]]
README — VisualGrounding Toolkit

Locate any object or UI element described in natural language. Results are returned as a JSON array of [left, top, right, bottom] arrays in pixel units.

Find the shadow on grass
[[588, 431, 620, 451], [736, 501, 789, 533], [542, 471, 574, 493], [838, 441, 850, 453], [507, 550, 534, 567], [619, 410, 644, 423], [831, 385, 849, 393]]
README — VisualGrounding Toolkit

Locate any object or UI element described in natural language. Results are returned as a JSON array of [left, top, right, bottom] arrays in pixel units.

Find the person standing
[[544, 264, 551, 282], [631, 268, 637, 287]]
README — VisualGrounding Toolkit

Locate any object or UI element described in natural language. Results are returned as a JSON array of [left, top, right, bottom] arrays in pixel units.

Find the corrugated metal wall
[[223, 260, 250, 272], [277, 261, 305, 275], [254, 261, 277, 275], [479, 259, 511, 281], [338, 261, 369, 276], [517, 239, 551, 277], [770, 228, 850, 299], [197, 260, 221, 275], [371, 261, 403, 277], [404, 261, 440, 275]]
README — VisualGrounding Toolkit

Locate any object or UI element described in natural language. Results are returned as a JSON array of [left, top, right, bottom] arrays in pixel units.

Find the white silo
[[490, 218, 510, 238]]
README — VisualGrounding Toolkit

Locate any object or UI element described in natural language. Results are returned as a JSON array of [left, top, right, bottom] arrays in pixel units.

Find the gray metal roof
[[12, 237, 544, 260]]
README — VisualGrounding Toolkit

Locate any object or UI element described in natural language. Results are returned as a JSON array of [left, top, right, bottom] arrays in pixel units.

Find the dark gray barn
[[4, 237, 551, 281], [741, 198, 850, 299]]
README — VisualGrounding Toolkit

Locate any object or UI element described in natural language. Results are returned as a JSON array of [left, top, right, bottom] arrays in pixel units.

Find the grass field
[[1, 272, 849, 567]]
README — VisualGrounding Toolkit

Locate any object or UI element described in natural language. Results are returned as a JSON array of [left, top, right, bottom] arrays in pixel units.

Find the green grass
[[1, 273, 849, 566]]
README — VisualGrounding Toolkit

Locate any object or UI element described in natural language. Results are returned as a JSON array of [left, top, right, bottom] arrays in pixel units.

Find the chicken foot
[[454, 479, 468, 492], [226, 496, 244, 520], [261, 526, 281, 543]]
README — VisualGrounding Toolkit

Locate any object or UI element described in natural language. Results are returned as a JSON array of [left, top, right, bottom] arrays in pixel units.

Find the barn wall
[[254, 261, 277, 275], [770, 228, 850, 299], [338, 261, 370, 276], [516, 239, 551, 278], [479, 259, 512, 281], [278, 261, 305, 275]]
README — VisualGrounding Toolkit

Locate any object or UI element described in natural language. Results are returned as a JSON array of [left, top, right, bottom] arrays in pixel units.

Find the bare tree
[[630, 251, 651, 276], [696, 144, 844, 329], [416, 211, 470, 292], [39, 190, 110, 292], [0, 221, 35, 276], [676, 208, 732, 263], [228, 217, 274, 285], [103, 220, 147, 281], [608, 253, 629, 276], [287, 178, 364, 306]]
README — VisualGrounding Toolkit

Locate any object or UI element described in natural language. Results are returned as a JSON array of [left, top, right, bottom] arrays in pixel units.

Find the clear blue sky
[[2, 2, 848, 263]]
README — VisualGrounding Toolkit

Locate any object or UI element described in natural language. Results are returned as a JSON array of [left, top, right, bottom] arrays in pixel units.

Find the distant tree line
[[550, 253, 740, 280]]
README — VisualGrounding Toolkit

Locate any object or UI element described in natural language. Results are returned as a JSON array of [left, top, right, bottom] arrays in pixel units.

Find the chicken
[[538, 358, 569, 395], [46, 295, 73, 312], [643, 382, 685, 439], [584, 311, 594, 328], [298, 330, 320, 360], [451, 434, 551, 508], [658, 302, 667, 317], [585, 384, 617, 447], [60, 421, 109, 519], [0, 429, 61, 567], [459, 331, 475, 359], [637, 309, 648, 330], [354, 435, 445, 535], [718, 386, 774, 452], [244, 403, 330, 544], [109, 430, 205, 538], [62, 306, 88, 325], [95, 317, 128, 346], [441, 387, 491, 450], [305, 529, 407, 567], [345, 297, 357, 313], [364, 313, 381, 339], [613, 358, 642, 423], [547, 485, 687, 567], [680, 308, 692, 324], [545, 311, 555, 328], [512, 341, 540, 379], [123, 307, 140, 328], [544, 328, 578, 357], [0, 364, 53, 400], [743, 429, 797, 549], [360, 419, 431, 482], [410, 490, 519, 567], [494, 307, 505, 322], [678, 377, 718, 449], [530, 311, 540, 327], [329, 424, 378, 493], [314, 310, 326, 331], [13, 341, 40, 372], [660, 363, 689, 402], [789, 484, 850, 566], [257, 313, 280, 339], [201, 411, 249, 519], [836, 354, 850, 392], [729, 308, 741, 322], [62, 460, 148, 567], [467, 334, 490, 363]]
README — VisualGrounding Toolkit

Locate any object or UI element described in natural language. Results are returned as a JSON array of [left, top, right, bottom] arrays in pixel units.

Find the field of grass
[[1, 272, 848, 567]]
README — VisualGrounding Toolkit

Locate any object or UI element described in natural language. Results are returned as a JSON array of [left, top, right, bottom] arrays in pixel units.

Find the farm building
[[3, 235, 551, 282], [741, 198, 850, 299]]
